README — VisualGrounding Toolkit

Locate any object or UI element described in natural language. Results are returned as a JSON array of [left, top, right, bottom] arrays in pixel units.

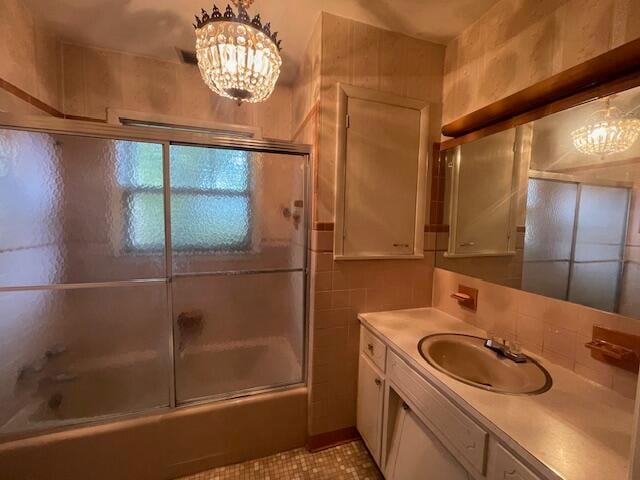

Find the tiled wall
[[433, 267, 639, 399], [443, 0, 640, 125], [316, 13, 445, 222], [308, 229, 436, 435], [0, 0, 63, 111], [61, 43, 292, 139]]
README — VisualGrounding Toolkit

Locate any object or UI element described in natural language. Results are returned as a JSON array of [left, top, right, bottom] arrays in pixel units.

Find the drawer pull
[[374, 378, 382, 386], [367, 343, 374, 353]]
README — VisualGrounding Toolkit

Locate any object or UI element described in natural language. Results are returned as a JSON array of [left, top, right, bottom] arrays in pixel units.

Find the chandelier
[[193, 0, 282, 103], [571, 103, 640, 156]]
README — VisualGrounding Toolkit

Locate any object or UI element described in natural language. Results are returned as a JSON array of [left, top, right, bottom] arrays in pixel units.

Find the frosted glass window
[[170, 146, 251, 252], [171, 194, 250, 250], [118, 143, 251, 252]]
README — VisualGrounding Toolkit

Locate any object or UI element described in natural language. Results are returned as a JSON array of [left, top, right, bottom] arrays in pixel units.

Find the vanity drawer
[[387, 351, 488, 474], [490, 443, 540, 480], [360, 326, 387, 372]]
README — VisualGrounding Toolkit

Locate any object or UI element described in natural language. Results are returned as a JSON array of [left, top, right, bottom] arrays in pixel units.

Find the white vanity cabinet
[[357, 354, 385, 463], [356, 326, 387, 465], [357, 324, 545, 480], [385, 403, 470, 480]]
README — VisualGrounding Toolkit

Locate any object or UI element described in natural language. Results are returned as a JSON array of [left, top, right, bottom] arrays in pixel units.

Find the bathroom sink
[[418, 334, 552, 395]]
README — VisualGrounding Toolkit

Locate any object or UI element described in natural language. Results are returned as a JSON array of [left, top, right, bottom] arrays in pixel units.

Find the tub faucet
[[16, 344, 68, 384], [484, 337, 527, 363]]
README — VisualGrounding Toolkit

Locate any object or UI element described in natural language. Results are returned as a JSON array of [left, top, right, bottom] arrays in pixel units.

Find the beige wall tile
[[542, 349, 575, 370], [626, 0, 640, 42], [560, 0, 615, 70], [313, 272, 332, 292], [516, 313, 545, 351], [574, 362, 614, 388], [441, 0, 635, 124], [59, 43, 292, 138], [612, 369, 639, 399], [308, 238, 434, 434], [0, 0, 63, 112], [313, 291, 332, 311], [310, 230, 334, 252]]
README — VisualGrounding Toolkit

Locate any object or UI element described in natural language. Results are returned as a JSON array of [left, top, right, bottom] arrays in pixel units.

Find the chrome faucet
[[484, 337, 527, 363]]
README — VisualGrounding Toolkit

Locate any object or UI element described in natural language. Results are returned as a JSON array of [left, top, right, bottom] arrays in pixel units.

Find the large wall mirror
[[436, 84, 640, 319]]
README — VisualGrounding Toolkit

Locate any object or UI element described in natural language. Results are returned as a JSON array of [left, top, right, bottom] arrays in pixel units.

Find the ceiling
[[25, 0, 500, 83]]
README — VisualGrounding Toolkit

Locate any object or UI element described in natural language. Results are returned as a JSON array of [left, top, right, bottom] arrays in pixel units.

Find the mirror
[[444, 128, 522, 258], [436, 84, 640, 320]]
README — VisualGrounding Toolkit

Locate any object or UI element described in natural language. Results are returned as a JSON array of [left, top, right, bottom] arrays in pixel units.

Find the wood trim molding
[[440, 70, 640, 151], [312, 221, 334, 231], [306, 427, 360, 452], [0, 77, 64, 118], [292, 101, 320, 142], [64, 114, 108, 123], [442, 37, 640, 138]]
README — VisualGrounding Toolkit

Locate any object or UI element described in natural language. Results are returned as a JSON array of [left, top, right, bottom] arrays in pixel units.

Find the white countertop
[[359, 307, 635, 480]]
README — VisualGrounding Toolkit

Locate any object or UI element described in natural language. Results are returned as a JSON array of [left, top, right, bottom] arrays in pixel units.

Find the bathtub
[[176, 335, 303, 403], [0, 350, 169, 438]]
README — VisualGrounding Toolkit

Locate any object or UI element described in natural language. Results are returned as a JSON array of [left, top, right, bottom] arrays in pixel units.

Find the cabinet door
[[343, 97, 421, 257], [357, 354, 384, 463], [387, 404, 469, 480], [490, 443, 540, 480]]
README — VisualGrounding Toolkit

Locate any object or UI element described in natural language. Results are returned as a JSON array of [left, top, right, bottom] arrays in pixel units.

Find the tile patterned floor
[[178, 440, 383, 480]]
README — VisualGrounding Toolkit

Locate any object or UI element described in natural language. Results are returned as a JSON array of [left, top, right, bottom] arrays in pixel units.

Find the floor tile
[[177, 440, 383, 480]]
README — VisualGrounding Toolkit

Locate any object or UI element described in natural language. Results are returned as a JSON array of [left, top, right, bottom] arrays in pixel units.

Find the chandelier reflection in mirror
[[571, 102, 640, 156], [193, 0, 282, 103]]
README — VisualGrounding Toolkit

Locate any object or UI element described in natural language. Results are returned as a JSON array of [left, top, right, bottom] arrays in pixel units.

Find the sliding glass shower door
[[523, 178, 629, 312], [0, 130, 171, 436], [0, 119, 309, 438], [568, 185, 629, 312], [169, 145, 306, 403]]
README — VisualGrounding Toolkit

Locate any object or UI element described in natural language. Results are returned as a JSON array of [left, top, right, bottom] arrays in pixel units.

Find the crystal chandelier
[[193, 0, 282, 104], [571, 103, 640, 156]]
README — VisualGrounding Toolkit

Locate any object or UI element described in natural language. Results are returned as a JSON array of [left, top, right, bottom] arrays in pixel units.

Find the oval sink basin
[[418, 334, 552, 395]]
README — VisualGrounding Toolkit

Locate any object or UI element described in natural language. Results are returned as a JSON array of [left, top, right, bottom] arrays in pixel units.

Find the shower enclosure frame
[[526, 169, 632, 312], [0, 112, 312, 438]]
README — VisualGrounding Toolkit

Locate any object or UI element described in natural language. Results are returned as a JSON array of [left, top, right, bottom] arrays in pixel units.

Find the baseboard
[[306, 426, 360, 452]]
